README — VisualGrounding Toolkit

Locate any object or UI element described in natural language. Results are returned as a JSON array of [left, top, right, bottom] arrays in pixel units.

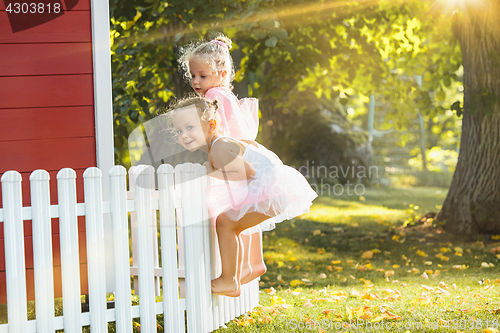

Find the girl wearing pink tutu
[[170, 96, 317, 295], [179, 34, 264, 287], [178, 34, 258, 141]]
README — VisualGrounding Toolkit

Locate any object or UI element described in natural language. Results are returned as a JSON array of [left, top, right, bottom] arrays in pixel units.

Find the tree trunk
[[437, 1, 500, 234]]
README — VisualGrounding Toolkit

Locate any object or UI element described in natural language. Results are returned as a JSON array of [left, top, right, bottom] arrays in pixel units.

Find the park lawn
[[217, 186, 500, 332]]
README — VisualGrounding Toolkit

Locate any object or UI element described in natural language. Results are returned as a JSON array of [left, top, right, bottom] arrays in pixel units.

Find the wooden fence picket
[[83, 167, 107, 332], [109, 165, 133, 333], [30, 170, 55, 333], [133, 165, 156, 332], [1, 171, 28, 333], [57, 168, 82, 333], [158, 164, 184, 333], [0, 164, 259, 333]]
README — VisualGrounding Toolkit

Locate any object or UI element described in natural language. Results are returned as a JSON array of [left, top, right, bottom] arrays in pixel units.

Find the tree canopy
[[109, 0, 463, 168]]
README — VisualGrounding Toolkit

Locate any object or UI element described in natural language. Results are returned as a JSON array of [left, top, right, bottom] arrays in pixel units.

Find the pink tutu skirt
[[207, 141, 317, 233]]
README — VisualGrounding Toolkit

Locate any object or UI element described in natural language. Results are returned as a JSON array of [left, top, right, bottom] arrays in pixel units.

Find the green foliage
[[408, 146, 459, 173], [110, 0, 464, 166]]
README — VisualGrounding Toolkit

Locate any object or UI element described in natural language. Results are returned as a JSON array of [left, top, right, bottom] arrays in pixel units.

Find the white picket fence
[[0, 163, 259, 333]]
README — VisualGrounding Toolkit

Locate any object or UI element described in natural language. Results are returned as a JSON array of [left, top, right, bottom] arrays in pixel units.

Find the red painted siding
[[0, 106, 95, 141], [0, 43, 93, 76], [0, 0, 95, 303]]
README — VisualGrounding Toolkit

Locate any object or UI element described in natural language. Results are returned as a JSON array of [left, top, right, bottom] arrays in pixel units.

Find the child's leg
[[212, 212, 270, 295], [219, 235, 245, 297], [241, 230, 267, 285], [240, 233, 252, 282]]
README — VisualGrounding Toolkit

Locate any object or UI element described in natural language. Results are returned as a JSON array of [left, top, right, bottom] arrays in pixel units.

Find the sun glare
[[121, 0, 407, 46], [434, 0, 487, 14]]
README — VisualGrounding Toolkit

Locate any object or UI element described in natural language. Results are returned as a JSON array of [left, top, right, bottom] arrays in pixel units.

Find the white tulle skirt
[[207, 163, 317, 234]]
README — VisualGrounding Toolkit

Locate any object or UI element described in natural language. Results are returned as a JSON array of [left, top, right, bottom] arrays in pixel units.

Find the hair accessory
[[211, 40, 228, 49]]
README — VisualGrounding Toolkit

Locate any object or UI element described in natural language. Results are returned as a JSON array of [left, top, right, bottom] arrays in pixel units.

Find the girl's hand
[[203, 161, 213, 174]]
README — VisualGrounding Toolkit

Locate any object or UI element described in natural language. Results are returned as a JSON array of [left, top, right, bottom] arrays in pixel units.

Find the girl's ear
[[209, 119, 217, 133], [220, 70, 227, 79]]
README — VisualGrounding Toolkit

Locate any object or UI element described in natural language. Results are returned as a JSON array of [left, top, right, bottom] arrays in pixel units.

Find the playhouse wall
[[0, 0, 95, 303]]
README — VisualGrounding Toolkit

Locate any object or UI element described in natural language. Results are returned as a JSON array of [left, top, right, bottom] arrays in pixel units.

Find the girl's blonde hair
[[174, 95, 220, 123], [179, 34, 235, 90]]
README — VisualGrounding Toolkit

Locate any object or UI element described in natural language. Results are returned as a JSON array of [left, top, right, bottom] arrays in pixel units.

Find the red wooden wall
[[0, 0, 96, 303]]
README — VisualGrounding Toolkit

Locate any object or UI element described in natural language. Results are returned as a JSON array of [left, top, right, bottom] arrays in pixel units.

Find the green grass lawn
[[4, 186, 500, 332], [217, 186, 500, 332]]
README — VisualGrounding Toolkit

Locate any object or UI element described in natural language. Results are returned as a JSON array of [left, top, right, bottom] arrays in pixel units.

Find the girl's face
[[172, 106, 212, 152], [189, 60, 225, 95]]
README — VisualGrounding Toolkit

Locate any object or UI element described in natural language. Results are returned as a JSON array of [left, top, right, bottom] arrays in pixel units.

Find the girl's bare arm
[[206, 142, 255, 181]]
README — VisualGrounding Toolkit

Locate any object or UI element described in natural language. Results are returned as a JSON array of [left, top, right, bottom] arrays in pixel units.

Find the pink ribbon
[[211, 40, 228, 49]]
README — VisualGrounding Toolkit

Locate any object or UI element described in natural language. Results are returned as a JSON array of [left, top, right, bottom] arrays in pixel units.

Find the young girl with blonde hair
[[169, 96, 317, 295], [178, 34, 258, 140], [179, 34, 264, 288]]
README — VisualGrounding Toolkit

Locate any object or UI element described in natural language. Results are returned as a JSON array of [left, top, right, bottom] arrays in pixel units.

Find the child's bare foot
[[219, 287, 241, 297], [211, 276, 239, 295], [241, 263, 267, 285]]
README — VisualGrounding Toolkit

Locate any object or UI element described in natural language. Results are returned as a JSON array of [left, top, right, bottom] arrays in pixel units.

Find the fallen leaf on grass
[[381, 311, 402, 320], [437, 287, 450, 295], [266, 287, 276, 295], [385, 270, 395, 277], [355, 305, 373, 319], [234, 315, 255, 326], [361, 293, 379, 300], [474, 293, 487, 300], [258, 315, 272, 324], [481, 262, 495, 268], [452, 265, 469, 270], [303, 300, 314, 308], [362, 251, 374, 259], [416, 250, 428, 257], [322, 309, 343, 318], [484, 329, 499, 333], [290, 280, 305, 287]]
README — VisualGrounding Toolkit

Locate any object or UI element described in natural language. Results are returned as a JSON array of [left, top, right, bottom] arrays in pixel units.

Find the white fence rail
[[0, 164, 259, 333]]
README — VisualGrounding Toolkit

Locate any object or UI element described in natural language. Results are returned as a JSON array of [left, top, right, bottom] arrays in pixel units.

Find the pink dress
[[207, 137, 317, 232], [205, 87, 261, 233], [205, 87, 259, 141]]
